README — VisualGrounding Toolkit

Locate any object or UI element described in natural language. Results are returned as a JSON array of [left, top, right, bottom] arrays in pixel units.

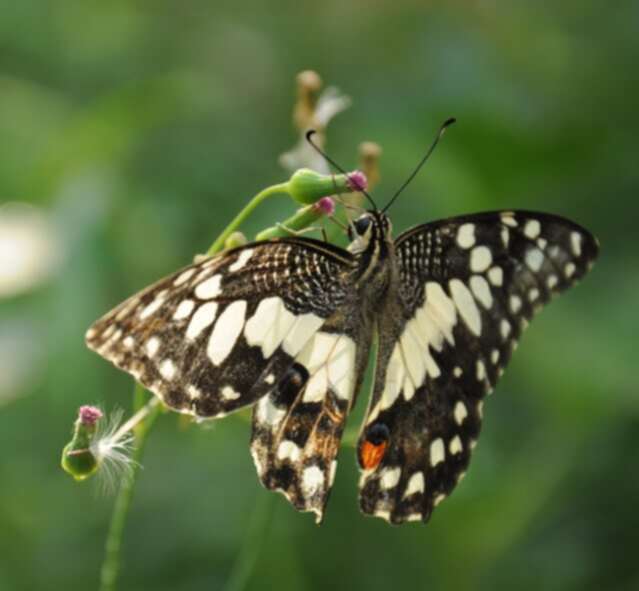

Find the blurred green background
[[1, 1, 637, 590]]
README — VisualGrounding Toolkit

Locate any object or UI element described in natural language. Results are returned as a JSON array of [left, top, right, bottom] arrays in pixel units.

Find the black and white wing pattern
[[357, 210, 599, 524], [86, 238, 354, 419], [250, 299, 373, 523]]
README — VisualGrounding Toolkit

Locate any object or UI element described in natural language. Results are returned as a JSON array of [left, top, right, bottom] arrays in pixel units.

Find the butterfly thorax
[[346, 211, 398, 308]]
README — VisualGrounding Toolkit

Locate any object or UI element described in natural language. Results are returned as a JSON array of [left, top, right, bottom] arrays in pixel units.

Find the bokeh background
[[1, 2, 637, 590]]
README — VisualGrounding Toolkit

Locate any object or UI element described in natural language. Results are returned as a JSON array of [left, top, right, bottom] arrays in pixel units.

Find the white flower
[[0, 202, 62, 298]]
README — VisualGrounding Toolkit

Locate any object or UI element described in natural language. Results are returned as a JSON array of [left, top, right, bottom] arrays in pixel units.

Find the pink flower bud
[[347, 171, 368, 192], [79, 405, 103, 426], [315, 197, 335, 216]]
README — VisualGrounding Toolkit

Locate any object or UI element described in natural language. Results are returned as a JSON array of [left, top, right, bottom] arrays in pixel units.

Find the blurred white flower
[[0, 202, 62, 298], [279, 71, 351, 173]]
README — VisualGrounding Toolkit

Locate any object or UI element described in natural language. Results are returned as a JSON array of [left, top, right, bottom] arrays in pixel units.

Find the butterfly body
[[86, 207, 598, 524]]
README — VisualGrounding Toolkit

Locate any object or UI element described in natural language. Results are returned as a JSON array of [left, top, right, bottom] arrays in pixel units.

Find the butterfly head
[[347, 210, 392, 255]]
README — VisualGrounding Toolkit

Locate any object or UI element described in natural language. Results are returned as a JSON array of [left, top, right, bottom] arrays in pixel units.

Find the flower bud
[[61, 406, 102, 481], [287, 168, 367, 205], [224, 231, 248, 250], [314, 197, 335, 216]]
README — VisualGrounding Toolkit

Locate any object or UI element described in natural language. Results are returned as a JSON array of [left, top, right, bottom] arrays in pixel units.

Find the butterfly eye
[[358, 423, 390, 470], [354, 216, 372, 236]]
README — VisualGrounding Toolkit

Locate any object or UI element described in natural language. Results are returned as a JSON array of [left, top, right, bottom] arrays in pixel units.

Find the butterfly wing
[[357, 210, 599, 524], [86, 238, 354, 418], [250, 301, 374, 523]]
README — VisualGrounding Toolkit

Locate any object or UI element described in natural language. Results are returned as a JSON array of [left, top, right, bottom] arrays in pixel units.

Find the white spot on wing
[[470, 275, 493, 309], [277, 440, 301, 462], [449, 435, 463, 455], [424, 282, 457, 345], [139, 296, 164, 320], [404, 472, 425, 497], [524, 219, 541, 239], [430, 438, 445, 467], [298, 333, 356, 403], [500, 319, 511, 340], [500, 213, 517, 227], [470, 246, 492, 273], [449, 279, 481, 336], [186, 301, 218, 340], [245, 297, 296, 357], [380, 345, 405, 411], [173, 299, 195, 320], [571, 232, 582, 256], [173, 268, 195, 286], [255, 396, 285, 427], [221, 385, 241, 400], [282, 312, 324, 357], [488, 266, 503, 286], [476, 360, 486, 381], [501, 226, 510, 247], [207, 300, 247, 365], [229, 248, 254, 272], [145, 336, 161, 358], [565, 262, 576, 278], [187, 385, 202, 400], [510, 294, 522, 313], [194, 274, 222, 299], [456, 223, 475, 249], [301, 465, 325, 497], [159, 359, 177, 380], [380, 467, 402, 490], [525, 248, 544, 272], [454, 401, 468, 425], [434, 493, 446, 506]]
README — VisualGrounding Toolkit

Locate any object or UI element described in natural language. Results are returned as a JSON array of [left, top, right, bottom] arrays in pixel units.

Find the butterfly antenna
[[382, 117, 456, 213], [306, 130, 378, 210]]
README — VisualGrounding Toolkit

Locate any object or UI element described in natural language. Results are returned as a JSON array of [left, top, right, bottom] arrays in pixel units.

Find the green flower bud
[[224, 231, 248, 250], [287, 168, 367, 205], [61, 406, 102, 481], [61, 443, 99, 481]]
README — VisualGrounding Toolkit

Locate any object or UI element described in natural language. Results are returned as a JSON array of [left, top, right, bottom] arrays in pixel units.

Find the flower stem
[[207, 182, 290, 255], [99, 384, 162, 591], [222, 493, 275, 591], [110, 397, 160, 444]]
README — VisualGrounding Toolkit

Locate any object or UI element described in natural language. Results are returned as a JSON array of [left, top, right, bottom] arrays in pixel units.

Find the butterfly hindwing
[[250, 299, 374, 522], [85, 238, 353, 418], [357, 210, 599, 524]]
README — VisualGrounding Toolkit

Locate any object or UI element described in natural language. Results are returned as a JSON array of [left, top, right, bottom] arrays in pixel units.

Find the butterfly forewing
[[357, 210, 599, 524], [85, 238, 353, 418]]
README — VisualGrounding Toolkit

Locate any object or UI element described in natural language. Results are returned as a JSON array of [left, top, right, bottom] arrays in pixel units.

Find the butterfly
[[85, 126, 599, 525]]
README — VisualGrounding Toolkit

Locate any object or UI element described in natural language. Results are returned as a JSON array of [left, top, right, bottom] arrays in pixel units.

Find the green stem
[[99, 384, 162, 591], [222, 493, 275, 591], [207, 182, 290, 255], [96, 182, 291, 590]]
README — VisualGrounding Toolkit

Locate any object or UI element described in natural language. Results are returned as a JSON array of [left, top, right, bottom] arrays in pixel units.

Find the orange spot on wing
[[359, 440, 388, 470]]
